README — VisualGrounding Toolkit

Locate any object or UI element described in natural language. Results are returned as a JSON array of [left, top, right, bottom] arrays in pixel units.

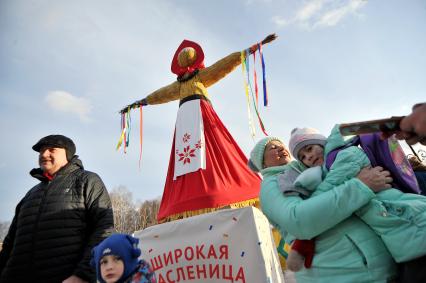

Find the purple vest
[[326, 133, 420, 194]]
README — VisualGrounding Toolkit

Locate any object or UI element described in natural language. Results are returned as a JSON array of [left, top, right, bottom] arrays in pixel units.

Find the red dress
[[157, 97, 261, 221]]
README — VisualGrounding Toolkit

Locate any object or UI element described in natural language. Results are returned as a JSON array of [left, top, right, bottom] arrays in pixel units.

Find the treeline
[[0, 222, 10, 243], [110, 186, 160, 234]]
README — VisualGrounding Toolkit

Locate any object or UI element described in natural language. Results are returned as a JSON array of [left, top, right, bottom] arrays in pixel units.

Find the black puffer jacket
[[0, 157, 114, 283]]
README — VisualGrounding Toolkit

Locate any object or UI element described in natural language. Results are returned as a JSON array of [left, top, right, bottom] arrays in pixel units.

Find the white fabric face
[[173, 100, 206, 179]]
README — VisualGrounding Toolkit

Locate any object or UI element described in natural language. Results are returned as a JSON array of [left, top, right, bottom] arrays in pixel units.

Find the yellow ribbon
[[116, 127, 127, 151]]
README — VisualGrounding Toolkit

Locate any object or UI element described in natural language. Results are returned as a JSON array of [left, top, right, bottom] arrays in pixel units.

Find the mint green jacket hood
[[324, 124, 354, 155]]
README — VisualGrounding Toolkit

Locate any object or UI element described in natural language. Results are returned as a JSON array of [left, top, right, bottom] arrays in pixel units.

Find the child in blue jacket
[[91, 233, 156, 283]]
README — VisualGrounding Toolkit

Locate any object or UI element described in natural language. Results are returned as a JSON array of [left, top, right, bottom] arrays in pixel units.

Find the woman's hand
[[357, 166, 393, 192], [249, 33, 277, 54]]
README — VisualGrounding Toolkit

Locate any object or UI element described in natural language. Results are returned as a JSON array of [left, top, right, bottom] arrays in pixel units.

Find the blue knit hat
[[248, 137, 283, 172], [91, 234, 141, 283]]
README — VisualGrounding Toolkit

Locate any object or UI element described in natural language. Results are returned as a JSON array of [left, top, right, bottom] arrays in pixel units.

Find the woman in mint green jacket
[[289, 126, 426, 282], [252, 131, 397, 283]]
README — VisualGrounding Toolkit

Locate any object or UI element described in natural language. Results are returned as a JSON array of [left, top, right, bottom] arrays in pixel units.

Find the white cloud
[[45, 90, 92, 121], [273, 0, 367, 30], [314, 0, 367, 28], [295, 0, 325, 22], [245, 0, 273, 4], [271, 16, 288, 27]]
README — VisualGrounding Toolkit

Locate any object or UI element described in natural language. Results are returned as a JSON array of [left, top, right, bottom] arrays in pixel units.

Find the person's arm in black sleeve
[[0, 199, 23, 275], [73, 172, 114, 282]]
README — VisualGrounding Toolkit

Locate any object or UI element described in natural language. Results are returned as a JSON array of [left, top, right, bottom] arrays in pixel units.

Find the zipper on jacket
[[29, 179, 54, 275]]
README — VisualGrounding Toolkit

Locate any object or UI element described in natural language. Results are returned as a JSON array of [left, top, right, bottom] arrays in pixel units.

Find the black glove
[[120, 98, 147, 114]]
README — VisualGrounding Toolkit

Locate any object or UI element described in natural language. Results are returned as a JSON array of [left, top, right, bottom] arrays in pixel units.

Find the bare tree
[[110, 186, 139, 234], [137, 199, 161, 230], [0, 221, 11, 242], [109, 186, 160, 234]]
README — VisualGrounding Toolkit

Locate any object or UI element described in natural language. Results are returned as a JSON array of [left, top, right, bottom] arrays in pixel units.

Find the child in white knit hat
[[287, 125, 426, 282], [278, 127, 328, 272]]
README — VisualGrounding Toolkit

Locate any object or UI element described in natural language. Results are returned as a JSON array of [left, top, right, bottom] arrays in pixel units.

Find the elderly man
[[0, 135, 114, 283]]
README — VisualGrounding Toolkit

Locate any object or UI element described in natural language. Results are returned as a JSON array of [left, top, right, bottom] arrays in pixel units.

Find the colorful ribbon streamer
[[116, 112, 126, 151], [116, 106, 131, 153], [241, 51, 256, 138], [258, 43, 268, 107], [116, 106, 144, 168], [139, 105, 143, 168], [241, 47, 269, 137], [253, 51, 259, 106]]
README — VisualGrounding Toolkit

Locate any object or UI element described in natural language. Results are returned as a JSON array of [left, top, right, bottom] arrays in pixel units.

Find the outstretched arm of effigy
[[199, 33, 277, 88], [198, 52, 242, 88], [120, 81, 180, 113], [145, 81, 181, 105]]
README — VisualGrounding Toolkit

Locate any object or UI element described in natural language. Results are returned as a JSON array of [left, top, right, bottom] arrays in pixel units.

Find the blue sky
[[1, 0, 425, 222]]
